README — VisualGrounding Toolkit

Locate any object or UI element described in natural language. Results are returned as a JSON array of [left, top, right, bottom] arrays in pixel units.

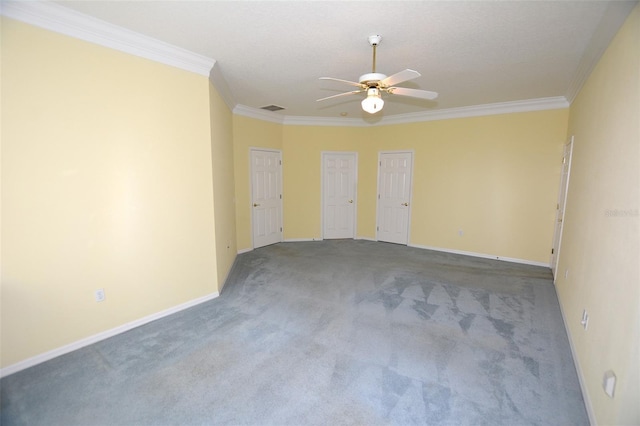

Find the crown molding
[[1, 1, 571, 126], [377, 97, 570, 126], [1, 1, 215, 76], [283, 115, 368, 127], [237, 97, 569, 127], [233, 105, 285, 124], [209, 62, 236, 111]]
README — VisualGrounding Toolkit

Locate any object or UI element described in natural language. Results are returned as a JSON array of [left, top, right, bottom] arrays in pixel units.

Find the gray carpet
[[1, 240, 589, 425]]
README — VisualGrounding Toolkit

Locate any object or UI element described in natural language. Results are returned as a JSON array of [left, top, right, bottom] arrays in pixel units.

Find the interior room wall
[[1, 19, 219, 368], [370, 110, 568, 263], [208, 84, 236, 290], [556, 5, 639, 424], [232, 115, 284, 250], [235, 109, 568, 264], [281, 126, 374, 241]]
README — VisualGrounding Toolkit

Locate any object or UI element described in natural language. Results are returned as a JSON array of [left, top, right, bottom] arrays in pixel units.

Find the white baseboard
[[217, 253, 239, 293], [554, 287, 596, 425], [240, 240, 548, 268], [408, 243, 550, 268], [0, 292, 219, 378], [238, 239, 319, 254]]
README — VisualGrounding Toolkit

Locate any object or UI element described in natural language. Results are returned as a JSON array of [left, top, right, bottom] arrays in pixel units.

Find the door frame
[[551, 136, 574, 280], [320, 151, 358, 240], [375, 150, 415, 245], [249, 147, 283, 249]]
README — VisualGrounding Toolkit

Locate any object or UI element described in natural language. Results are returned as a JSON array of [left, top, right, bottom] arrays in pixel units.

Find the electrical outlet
[[581, 309, 589, 330], [603, 370, 616, 398], [564, 269, 569, 279], [95, 288, 105, 302]]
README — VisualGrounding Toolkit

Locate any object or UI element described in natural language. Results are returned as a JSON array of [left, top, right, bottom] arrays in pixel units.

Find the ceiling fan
[[317, 35, 438, 114]]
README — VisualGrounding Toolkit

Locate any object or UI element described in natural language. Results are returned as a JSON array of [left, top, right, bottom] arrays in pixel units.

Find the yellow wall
[[209, 83, 236, 290], [556, 5, 639, 424], [282, 126, 373, 240], [235, 110, 567, 263], [1, 19, 219, 367], [232, 115, 283, 249], [372, 111, 568, 263]]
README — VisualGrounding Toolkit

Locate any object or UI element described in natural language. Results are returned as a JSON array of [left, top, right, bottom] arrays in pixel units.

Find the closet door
[[377, 151, 413, 245], [551, 136, 573, 279], [251, 149, 283, 249], [322, 152, 357, 239]]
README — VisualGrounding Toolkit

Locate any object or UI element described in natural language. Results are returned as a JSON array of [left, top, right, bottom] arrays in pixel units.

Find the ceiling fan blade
[[387, 87, 439, 100], [316, 90, 363, 102], [380, 69, 421, 87], [319, 77, 365, 88]]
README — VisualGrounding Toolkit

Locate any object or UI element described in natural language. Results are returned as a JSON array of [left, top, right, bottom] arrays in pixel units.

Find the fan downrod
[[360, 35, 385, 84]]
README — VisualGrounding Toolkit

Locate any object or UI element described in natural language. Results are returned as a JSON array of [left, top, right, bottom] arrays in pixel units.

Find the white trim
[[555, 287, 596, 425], [217, 253, 239, 293], [237, 247, 253, 255], [234, 105, 285, 124], [234, 97, 569, 127], [379, 97, 569, 126], [0, 1, 215, 77], [284, 115, 365, 127], [551, 136, 574, 280], [209, 62, 236, 111], [1, 0, 585, 125], [356, 236, 377, 242], [283, 238, 318, 243], [0, 0, 569, 127], [287, 97, 569, 127], [0, 292, 219, 378], [408, 243, 550, 268]]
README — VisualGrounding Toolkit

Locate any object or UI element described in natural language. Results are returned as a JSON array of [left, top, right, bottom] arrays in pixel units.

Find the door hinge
[[551, 248, 554, 254], [378, 194, 380, 199], [280, 227, 283, 232], [377, 226, 379, 231], [379, 161, 382, 166], [279, 160, 282, 165], [562, 157, 566, 164], [280, 194, 282, 199]]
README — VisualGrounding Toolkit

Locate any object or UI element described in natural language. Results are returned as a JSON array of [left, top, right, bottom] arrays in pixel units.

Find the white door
[[377, 151, 413, 245], [551, 137, 574, 279], [323, 152, 357, 239], [251, 149, 283, 249]]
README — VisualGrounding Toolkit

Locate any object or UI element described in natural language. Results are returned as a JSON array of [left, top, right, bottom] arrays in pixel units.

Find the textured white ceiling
[[51, 1, 636, 120]]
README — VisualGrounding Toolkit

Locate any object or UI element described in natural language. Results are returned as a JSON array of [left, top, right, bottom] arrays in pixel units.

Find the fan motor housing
[[359, 72, 387, 86]]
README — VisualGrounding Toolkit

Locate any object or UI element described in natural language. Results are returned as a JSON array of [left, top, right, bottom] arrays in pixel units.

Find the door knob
[[348, 200, 353, 203], [253, 203, 260, 207], [401, 202, 409, 206]]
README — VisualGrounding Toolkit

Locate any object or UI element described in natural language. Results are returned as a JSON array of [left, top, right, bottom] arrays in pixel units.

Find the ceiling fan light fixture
[[318, 34, 438, 112], [361, 88, 384, 114]]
